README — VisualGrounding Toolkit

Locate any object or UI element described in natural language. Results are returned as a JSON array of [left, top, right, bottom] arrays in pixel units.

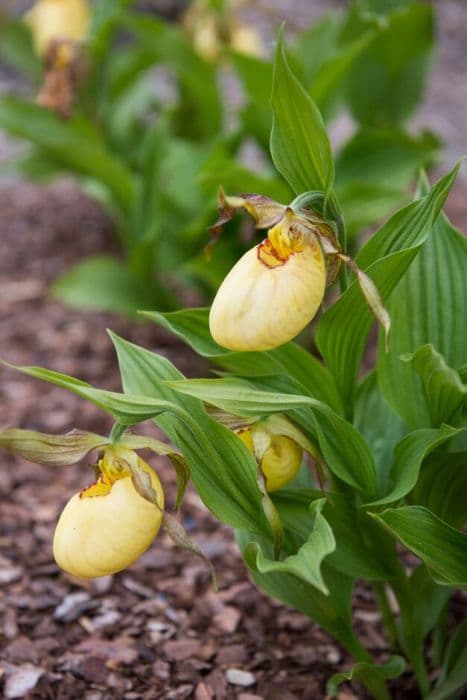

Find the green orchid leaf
[[326, 655, 405, 698], [270, 29, 334, 196], [336, 181, 409, 237], [1, 360, 177, 424], [273, 489, 397, 581], [346, 2, 434, 126], [124, 13, 222, 140], [366, 425, 461, 506], [52, 255, 159, 316], [237, 530, 365, 659], [168, 376, 377, 496], [426, 620, 467, 700], [0, 16, 41, 83], [0, 96, 136, 214], [110, 333, 264, 532], [316, 164, 459, 413], [145, 308, 343, 413], [309, 30, 375, 120], [354, 371, 406, 493], [377, 190, 467, 429], [167, 377, 319, 416], [408, 565, 451, 643], [372, 506, 467, 587], [336, 128, 439, 191], [231, 51, 273, 149], [335, 127, 439, 232], [413, 452, 467, 528], [403, 345, 466, 427], [291, 11, 342, 86], [243, 499, 335, 595]]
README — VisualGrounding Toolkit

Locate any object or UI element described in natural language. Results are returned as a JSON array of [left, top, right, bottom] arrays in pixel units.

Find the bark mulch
[[0, 180, 466, 700]]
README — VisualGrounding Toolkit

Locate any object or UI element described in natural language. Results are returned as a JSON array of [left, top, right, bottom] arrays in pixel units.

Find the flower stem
[[391, 577, 431, 696], [372, 582, 398, 647], [109, 422, 126, 444]]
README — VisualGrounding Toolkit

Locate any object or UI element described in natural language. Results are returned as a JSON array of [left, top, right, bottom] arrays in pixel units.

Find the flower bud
[[53, 457, 164, 578], [183, 0, 264, 62], [191, 15, 221, 62], [238, 424, 303, 492], [230, 25, 265, 58], [25, 0, 90, 56], [209, 211, 326, 351]]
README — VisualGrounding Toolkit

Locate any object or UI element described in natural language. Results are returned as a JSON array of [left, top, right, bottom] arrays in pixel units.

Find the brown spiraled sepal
[[37, 39, 87, 119]]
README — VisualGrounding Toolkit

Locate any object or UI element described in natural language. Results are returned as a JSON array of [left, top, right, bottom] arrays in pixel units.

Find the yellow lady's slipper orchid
[[25, 0, 91, 56], [238, 423, 303, 492], [53, 455, 164, 579], [183, 0, 264, 61], [209, 206, 326, 351], [229, 25, 264, 58]]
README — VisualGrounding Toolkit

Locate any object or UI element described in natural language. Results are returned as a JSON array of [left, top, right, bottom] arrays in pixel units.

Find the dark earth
[[1, 1, 467, 699]]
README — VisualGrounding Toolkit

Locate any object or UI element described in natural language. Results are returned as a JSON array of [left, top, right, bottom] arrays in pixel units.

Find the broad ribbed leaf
[[0, 97, 135, 213], [146, 308, 343, 413], [2, 361, 176, 423], [0, 17, 41, 83], [238, 530, 365, 658], [110, 334, 264, 532], [413, 452, 467, 528], [336, 128, 439, 190], [291, 11, 343, 85], [378, 196, 467, 429], [346, 3, 434, 126], [408, 565, 452, 651], [403, 345, 466, 427], [335, 128, 439, 231], [274, 489, 396, 581], [244, 499, 335, 595], [372, 506, 467, 587], [167, 377, 318, 416], [366, 426, 461, 506], [426, 620, 467, 700], [357, 165, 459, 268], [52, 256, 158, 316], [316, 165, 459, 412], [327, 656, 405, 698], [270, 31, 334, 196], [231, 52, 273, 148], [4, 354, 263, 531], [125, 14, 222, 140], [169, 376, 377, 496], [335, 182, 408, 236], [354, 371, 406, 493], [309, 32, 374, 119]]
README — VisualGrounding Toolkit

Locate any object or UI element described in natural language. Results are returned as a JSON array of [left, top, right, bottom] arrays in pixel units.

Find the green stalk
[[109, 422, 126, 444], [372, 582, 398, 647], [366, 678, 392, 700], [431, 600, 449, 668], [342, 632, 392, 700], [391, 576, 431, 696]]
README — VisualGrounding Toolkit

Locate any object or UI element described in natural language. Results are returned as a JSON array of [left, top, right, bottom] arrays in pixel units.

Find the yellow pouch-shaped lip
[[53, 460, 164, 579], [261, 434, 303, 492], [209, 237, 325, 352], [26, 0, 91, 56], [237, 426, 303, 492]]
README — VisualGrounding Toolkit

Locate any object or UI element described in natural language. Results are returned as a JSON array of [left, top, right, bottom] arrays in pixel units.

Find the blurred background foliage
[[0, 0, 439, 316]]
